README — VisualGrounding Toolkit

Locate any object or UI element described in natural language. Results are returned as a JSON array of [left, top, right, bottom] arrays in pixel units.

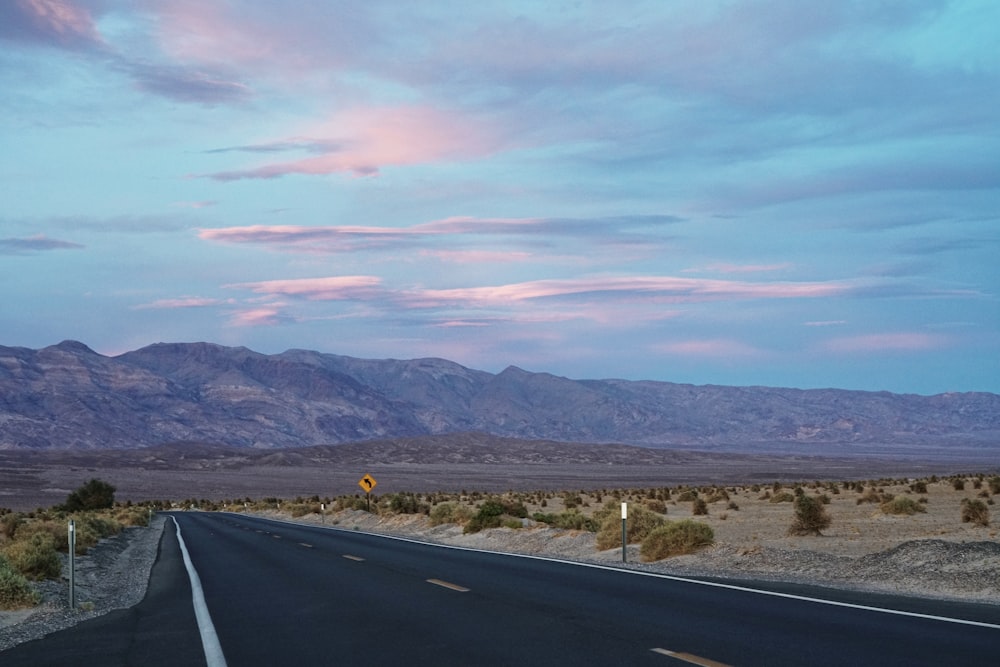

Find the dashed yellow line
[[651, 648, 730, 667], [426, 578, 470, 593]]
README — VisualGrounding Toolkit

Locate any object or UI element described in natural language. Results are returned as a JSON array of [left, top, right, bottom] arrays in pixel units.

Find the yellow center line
[[342, 554, 365, 561], [651, 648, 731, 667], [426, 578, 470, 593]]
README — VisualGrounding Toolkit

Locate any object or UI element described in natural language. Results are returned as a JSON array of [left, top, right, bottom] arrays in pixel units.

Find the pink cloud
[[217, 274, 861, 329], [207, 105, 506, 180], [654, 339, 763, 358], [173, 200, 217, 209], [822, 332, 946, 353], [225, 276, 383, 300], [418, 249, 532, 264], [402, 276, 853, 308], [134, 296, 232, 310], [150, 2, 373, 73], [687, 262, 793, 274], [228, 307, 285, 327], [0, 0, 104, 50], [804, 320, 847, 327]]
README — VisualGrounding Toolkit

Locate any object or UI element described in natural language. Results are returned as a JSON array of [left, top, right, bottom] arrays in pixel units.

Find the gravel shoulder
[[0, 515, 167, 652]]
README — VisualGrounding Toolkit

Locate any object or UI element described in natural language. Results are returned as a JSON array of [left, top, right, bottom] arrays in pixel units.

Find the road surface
[[4, 512, 999, 665]]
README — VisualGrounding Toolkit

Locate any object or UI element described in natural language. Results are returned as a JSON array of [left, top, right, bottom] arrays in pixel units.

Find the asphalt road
[[4, 512, 999, 666]]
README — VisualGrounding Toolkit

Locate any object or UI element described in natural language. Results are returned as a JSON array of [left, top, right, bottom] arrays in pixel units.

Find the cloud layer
[[1, 0, 997, 394]]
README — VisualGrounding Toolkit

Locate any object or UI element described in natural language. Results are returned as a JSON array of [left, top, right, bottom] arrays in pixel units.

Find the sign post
[[68, 520, 76, 609], [621, 502, 628, 564], [358, 474, 377, 512]]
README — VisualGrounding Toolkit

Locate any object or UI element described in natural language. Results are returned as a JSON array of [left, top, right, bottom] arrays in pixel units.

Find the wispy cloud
[[686, 262, 793, 275], [222, 274, 861, 311], [198, 214, 679, 254], [401, 276, 857, 308], [124, 61, 251, 105], [417, 249, 532, 264], [0, 234, 83, 255], [224, 276, 384, 300], [205, 105, 506, 180], [228, 306, 288, 327], [821, 332, 947, 353], [172, 200, 217, 209], [133, 297, 233, 310], [203, 139, 343, 155], [0, 0, 105, 51], [0, 0, 251, 106], [654, 338, 764, 359]]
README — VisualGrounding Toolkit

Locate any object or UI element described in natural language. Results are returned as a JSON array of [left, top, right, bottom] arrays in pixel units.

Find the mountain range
[[1, 340, 998, 454]]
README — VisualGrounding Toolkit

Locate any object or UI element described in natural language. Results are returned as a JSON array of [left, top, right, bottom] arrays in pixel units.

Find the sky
[[1, 0, 998, 396]]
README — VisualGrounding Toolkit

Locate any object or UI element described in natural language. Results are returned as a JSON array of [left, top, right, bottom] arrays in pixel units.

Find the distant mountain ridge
[[0, 340, 997, 452]]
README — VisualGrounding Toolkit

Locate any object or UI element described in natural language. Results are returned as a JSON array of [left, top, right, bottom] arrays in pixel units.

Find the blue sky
[[1, 0, 997, 395]]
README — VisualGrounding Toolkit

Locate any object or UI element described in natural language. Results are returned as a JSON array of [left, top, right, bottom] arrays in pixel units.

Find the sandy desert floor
[[258, 473, 999, 604]]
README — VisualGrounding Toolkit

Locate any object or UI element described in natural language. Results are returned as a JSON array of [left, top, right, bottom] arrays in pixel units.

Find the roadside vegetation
[[3, 472, 996, 609], [0, 480, 152, 609]]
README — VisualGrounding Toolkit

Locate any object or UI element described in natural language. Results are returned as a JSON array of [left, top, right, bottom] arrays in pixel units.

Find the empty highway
[[4, 512, 999, 666]]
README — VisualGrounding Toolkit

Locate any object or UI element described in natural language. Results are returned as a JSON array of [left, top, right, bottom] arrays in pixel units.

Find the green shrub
[[387, 493, 428, 515], [594, 503, 666, 550], [115, 507, 151, 527], [429, 502, 473, 526], [0, 556, 39, 609], [988, 477, 1000, 495], [675, 490, 698, 502], [770, 492, 795, 503], [62, 479, 116, 512], [640, 520, 714, 561], [12, 521, 64, 550], [855, 487, 884, 505], [961, 499, 989, 527], [881, 497, 927, 516], [789, 494, 832, 536], [288, 503, 320, 518], [531, 511, 599, 532], [2, 532, 61, 581], [463, 498, 528, 534], [1, 514, 21, 540], [909, 480, 928, 494], [643, 499, 667, 514], [704, 489, 729, 503], [692, 498, 709, 515], [952, 478, 966, 491], [71, 514, 123, 554]]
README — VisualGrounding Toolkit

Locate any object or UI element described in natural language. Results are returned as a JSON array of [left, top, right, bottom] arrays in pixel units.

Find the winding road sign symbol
[[358, 474, 377, 493]]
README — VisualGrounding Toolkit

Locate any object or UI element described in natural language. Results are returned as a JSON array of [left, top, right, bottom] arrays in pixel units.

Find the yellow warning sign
[[358, 473, 377, 494]]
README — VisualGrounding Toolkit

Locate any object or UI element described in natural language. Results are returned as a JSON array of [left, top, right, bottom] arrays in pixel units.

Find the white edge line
[[172, 517, 229, 667], [222, 512, 1000, 631]]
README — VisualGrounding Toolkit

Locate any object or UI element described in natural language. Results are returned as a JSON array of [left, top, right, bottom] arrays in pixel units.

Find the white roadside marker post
[[621, 502, 628, 564], [68, 519, 76, 610]]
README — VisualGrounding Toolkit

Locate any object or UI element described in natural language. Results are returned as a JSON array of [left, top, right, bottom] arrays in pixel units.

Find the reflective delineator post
[[68, 519, 76, 610], [621, 502, 628, 564]]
